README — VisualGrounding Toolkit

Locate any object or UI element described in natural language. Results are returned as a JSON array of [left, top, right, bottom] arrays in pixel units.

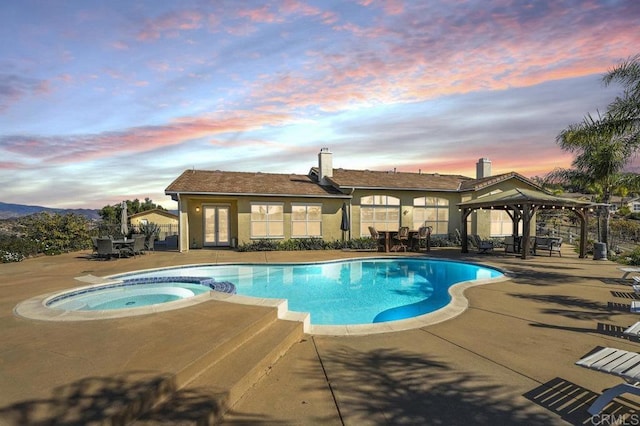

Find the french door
[[203, 205, 230, 247]]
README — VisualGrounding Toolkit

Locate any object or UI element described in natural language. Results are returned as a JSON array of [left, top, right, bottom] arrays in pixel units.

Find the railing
[[131, 223, 178, 241]]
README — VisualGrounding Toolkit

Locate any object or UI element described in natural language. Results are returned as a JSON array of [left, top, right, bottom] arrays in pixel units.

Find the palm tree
[[551, 55, 640, 249], [604, 54, 640, 123]]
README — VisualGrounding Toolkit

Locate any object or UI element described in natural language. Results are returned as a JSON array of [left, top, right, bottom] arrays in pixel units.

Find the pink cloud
[[110, 41, 129, 50], [237, 5, 282, 23], [0, 110, 293, 166], [0, 74, 51, 112], [137, 10, 203, 41], [249, 1, 638, 114]]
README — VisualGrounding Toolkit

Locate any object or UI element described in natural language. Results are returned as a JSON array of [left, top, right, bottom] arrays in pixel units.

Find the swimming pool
[[112, 258, 503, 326], [15, 257, 506, 333]]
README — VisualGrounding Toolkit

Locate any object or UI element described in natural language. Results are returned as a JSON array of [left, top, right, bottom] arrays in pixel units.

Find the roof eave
[[336, 185, 461, 192], [165, 190, 351, 199]]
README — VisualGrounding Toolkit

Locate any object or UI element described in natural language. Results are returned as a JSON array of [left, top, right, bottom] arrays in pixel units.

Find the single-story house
[[129, 208, 179, 240], [624, 197, 640, 213], [165, 148, 550, 252]]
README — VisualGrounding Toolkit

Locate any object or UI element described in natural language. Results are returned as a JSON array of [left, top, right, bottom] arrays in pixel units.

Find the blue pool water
[[110, 258, 502, 325], [47, 277, 236, 311]]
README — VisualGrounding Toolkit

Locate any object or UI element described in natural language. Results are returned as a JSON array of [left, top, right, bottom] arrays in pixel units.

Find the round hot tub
[[45, 276, 236, 311]]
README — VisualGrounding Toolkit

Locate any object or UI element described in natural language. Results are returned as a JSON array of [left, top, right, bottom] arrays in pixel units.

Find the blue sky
[[1, 0, 638, 209]]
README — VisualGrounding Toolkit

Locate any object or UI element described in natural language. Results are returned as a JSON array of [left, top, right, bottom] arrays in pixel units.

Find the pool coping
[[13, 257, 510, 335]]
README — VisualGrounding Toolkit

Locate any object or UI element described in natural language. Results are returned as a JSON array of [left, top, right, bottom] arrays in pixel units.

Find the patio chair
[[504, 235, 515, 253], [415, 226, 431, 252], [575, 346, 640, 415], [390, 226, 409, 252], [96, 238, 120, 260], [91, 236, 99, 257], [127, 234, 146, 257], [470, 234, 494, 254], [368, 226, 386, 252]]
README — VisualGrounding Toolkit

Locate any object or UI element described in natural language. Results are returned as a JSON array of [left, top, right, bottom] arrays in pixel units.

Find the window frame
[[360, 195, 401, 233], [291, 203, 323, 238], [250, 202, 284, 239], [413, 196, 449, 235]]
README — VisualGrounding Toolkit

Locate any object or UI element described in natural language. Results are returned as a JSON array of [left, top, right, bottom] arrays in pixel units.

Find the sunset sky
[[2, 0, 639, 209]]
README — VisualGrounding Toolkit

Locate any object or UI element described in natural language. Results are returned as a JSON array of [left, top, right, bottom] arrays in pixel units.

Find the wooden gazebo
[[457, 188, 593, 259]]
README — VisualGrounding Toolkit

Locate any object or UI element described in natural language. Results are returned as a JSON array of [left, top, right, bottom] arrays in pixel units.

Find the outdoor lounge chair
[[624, 322, 640, 337], [533, 236, 562, 256], [575, 347, 640, 415], [619, 267, 640, 279], [470, 234, 494, 254]]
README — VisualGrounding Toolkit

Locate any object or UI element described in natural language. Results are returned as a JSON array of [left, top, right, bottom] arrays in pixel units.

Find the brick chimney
[[318, 147, 333, 185], [476, 157, 491, 179]]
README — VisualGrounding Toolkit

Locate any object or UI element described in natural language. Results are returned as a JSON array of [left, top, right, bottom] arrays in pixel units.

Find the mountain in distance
[[0, 202, 101, 220]]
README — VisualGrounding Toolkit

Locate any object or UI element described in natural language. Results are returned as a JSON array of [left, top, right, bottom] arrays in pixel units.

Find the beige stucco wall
[[174, 177, 540, 251], [348, 189, 462, 238], [178, 195, 345, 250]]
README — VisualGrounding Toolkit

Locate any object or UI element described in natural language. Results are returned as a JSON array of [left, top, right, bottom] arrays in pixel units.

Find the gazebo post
[[520, 204, 538, 260], [461, 208, 471, 253], [578, 208, 589, 258]]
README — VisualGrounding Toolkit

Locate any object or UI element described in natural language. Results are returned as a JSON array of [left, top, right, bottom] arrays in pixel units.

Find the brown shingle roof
[[165, 170, 347, 198], [458, 172, 541, 192], [315, 168, 472, 191], [129, 208, 178, 220]]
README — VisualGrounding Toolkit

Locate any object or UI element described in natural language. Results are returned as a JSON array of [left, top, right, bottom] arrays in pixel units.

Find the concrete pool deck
[[2, 246, 640, 424]]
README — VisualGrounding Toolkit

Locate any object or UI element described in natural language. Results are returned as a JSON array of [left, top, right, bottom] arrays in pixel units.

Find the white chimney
[[318, 147, 333, 184], [476, 157, 491, 179]]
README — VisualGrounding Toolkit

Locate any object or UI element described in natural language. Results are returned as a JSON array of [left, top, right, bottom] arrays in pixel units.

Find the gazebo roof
[[457, 188, 593, 210]]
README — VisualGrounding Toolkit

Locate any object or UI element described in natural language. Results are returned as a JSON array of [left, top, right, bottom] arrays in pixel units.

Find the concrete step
[[132, 316, 304, 425]]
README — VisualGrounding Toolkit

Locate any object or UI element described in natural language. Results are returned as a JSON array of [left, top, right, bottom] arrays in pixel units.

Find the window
[[490, 210, 517, 236], [251, 203, 284, 238], [413, 197, 449, 234], [291, 204, 322, 237], [360, 195, 400, 233]]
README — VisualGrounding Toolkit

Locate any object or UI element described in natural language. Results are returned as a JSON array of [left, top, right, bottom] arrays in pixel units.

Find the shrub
[[0, 212, 92, 261], [236, 237, 378, 252], [622, 246, 640, 266]]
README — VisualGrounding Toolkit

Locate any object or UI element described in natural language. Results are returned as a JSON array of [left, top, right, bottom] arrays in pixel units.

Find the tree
[[551, 55, 640, 249]]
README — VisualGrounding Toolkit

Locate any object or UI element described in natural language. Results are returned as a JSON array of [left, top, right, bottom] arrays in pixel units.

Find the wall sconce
[[195, 206, 200, 213]]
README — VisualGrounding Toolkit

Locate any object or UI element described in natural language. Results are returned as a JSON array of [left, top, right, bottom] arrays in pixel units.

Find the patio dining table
[[377, 230, 421, 252], [112, 238, 135, 256]]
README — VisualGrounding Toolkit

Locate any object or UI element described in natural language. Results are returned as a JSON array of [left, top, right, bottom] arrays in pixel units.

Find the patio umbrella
[[340, 202, 350, 240], [120, 201, 128, 236]]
